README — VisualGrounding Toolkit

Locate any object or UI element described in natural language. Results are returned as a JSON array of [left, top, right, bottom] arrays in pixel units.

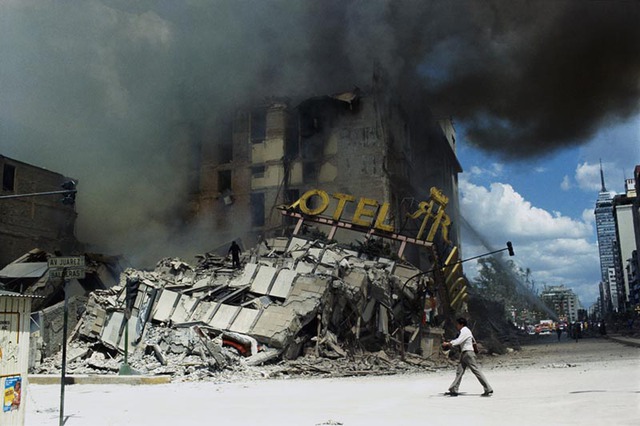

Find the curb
[[605, 335, 640, 349], [28, 374, 172, 385]]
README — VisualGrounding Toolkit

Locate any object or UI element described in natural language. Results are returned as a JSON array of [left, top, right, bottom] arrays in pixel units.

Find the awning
[[0, 262, 48, 279]]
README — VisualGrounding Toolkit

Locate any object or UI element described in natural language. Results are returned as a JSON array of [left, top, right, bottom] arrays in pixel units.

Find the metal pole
[[124, 317, 129, 365], [59, 275, 68, 426], [0, 189, 76, 200]]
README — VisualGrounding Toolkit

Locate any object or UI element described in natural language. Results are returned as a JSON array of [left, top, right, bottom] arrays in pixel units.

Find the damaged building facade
[[0, 155, 81, 267], [190, 84, 462, 264]]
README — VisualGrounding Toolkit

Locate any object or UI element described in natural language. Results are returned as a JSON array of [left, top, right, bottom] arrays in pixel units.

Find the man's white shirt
[[449, 326, 474, 352]]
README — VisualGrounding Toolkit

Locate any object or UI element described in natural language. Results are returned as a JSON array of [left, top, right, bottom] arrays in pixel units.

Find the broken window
[[251, 108, 266, 143], [250, 193, 265, 227], [2, 163, 15, 191], [218, 170, 231, 193]]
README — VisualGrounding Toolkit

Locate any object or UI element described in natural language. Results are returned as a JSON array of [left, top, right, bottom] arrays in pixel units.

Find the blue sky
[[457, 118, 639, 308]]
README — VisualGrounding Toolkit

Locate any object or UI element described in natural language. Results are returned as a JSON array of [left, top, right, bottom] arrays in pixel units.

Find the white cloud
[[575, 162, 601, 191], [459, 179, 599, 306], [575, 161, 620, 193], [460, 180, 591, 240], [560, 175, 571, 190], [467, 163, 504, 178], [581, 208, 595, 226]]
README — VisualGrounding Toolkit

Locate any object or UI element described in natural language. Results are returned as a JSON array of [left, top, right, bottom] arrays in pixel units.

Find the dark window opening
[[303, 163, 318, 183], [251, 166, 265, 179], [285, 189, 300, 205], [300, 113, 321, 138], [251, 108, 266, 143], [251, 193, 265, 227], [2, 164, 15, 191], [218, 119, 233, 163], [218, 170, 232, 193]]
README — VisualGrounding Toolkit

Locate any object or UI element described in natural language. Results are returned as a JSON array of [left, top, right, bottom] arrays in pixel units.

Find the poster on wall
[[3, 376, 22, 412]]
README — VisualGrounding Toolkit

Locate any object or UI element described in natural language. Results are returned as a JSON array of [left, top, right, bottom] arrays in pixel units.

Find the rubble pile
[[33, 237, 450, 380]]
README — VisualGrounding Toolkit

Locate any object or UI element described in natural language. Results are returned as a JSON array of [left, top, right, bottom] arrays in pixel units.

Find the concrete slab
[[392, 263, 421, 281], [250, 265, 277, 295], [270, 269, 297, 299], [320, 249, 342, 266], [294, 261, 315, 274], [170, 295, 198, 324], [228, 308, 260, 334], [209, 304, 241, 330], [287, 237, 311, 259], [151, 289, 180, 323], [229, 263, 258, 287], [100, 312, 139, 352]]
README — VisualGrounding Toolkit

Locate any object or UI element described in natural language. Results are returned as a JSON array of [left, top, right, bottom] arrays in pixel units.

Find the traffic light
[[61, 180, 77, 205], [125, 276, 140, 311], [507, 241, 515, 256]]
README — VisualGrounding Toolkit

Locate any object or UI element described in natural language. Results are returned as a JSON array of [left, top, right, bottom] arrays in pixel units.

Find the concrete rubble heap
[[34, 237, 448, 381]]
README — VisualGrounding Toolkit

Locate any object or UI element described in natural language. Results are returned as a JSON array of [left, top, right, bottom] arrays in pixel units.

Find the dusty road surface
[[25, 335, 640, 426]]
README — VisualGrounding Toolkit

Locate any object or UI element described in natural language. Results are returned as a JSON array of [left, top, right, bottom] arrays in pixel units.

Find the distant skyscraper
[[594, 162, 622, 312]]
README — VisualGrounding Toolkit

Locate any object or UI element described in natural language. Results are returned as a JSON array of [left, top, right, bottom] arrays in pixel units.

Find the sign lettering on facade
[[286, 187, 451, 243]]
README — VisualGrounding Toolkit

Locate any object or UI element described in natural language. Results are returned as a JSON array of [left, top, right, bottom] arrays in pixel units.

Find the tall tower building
[[594, 162, 622, 312]]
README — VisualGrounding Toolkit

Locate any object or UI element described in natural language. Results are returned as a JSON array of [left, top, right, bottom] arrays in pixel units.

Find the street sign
[[48, 256, 86, 279], [48, 256, 85, 268], [49, 268, 85, 279]]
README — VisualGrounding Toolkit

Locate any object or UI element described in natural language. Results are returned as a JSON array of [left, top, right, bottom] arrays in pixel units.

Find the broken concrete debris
[[32, 237, 449, 380]]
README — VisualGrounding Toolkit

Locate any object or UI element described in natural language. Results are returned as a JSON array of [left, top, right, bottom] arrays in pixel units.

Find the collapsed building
[[33, 234, 457, 380]]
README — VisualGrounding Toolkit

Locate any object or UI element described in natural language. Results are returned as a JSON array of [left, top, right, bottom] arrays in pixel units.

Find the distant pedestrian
[[228, 241, 241, 269], [556, 324, 562, 341], [442, 317, 493, 397]]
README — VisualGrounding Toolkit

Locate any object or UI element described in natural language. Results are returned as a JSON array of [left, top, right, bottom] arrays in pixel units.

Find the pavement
[[26, 333, 640, 386]]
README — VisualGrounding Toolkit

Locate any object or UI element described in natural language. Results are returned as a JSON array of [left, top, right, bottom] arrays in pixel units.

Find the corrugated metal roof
[[0, 262, 48, 279], [0, 289, 44, 298]]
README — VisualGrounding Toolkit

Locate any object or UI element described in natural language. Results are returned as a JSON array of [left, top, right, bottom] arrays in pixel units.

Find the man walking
[[442, 317, 493, 397]]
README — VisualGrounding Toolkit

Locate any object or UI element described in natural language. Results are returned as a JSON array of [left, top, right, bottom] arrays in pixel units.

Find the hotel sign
[[286, 187, 452, 243]]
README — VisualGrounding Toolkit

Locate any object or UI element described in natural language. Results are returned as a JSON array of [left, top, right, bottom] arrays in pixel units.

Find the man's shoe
[[445, 391, 459, 396], [481, 390, 494, 397]]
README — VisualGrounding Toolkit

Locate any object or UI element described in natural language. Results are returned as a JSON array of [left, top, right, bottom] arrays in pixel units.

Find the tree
[[471, 256, 546, 323]]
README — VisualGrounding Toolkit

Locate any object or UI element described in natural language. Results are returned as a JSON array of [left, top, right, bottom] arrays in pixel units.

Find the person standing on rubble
[[441, 317, 493, 397], [228, 240, 241, 269]]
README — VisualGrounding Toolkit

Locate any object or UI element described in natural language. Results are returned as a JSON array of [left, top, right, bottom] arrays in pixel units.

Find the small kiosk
[[0, 290, 37, 426]]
